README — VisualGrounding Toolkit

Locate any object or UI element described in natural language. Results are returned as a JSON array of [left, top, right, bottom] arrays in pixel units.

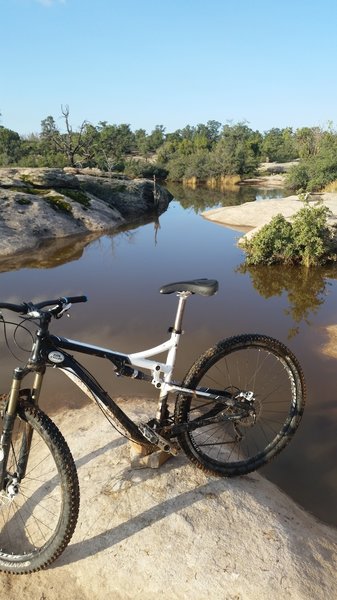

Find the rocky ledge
[[202, 192, 337, 242], [0, 168, 172, 257], [3, 400, 337, 599]]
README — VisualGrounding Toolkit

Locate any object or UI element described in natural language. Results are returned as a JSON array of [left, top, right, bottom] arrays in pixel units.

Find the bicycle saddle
[[160, 278, 218, 296]]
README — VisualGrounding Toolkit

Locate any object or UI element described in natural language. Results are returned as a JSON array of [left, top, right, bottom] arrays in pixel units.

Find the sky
[[1, 0, 337, 136]]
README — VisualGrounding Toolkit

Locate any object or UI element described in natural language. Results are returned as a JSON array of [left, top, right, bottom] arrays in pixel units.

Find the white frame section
[[128, 331, 180, 384]]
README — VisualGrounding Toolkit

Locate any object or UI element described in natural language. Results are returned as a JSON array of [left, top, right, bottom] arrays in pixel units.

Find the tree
[[148, 125, 165, 151], [295, 127, 322, 159], [134, 128, 150, 156], [40, 106, 97, 167], [0, 126, 23, 165], [261, 127, 298, 162], [97, 122, 134, 164], [287, 124, 337, 191], [211, 122, 261, 177], [195, 120, 221, 148], [41, 115, 59, 139]]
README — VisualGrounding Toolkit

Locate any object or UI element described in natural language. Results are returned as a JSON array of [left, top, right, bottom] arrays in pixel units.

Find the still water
[[1, 183, 337, 527]]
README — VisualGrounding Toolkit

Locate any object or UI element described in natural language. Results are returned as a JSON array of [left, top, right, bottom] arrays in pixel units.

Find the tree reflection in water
[[166, 182, 259, 212], [238, 263, 337, 337]]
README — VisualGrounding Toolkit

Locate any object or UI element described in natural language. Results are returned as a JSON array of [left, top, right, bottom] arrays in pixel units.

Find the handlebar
[[0, 302, 27, 314], [0, 295, 88, 317]]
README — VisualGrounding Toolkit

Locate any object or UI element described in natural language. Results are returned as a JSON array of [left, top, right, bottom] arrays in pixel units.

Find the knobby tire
[[174, 334, 306, 477], [0, 400, 80, 574]]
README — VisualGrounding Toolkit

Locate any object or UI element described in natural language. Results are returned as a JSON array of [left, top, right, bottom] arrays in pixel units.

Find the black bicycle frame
[[44, 335, 151, 445], [0, 327, 246, 491]]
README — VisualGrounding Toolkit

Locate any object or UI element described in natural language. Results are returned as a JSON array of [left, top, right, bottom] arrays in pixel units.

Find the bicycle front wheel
[[0, 399, 80, 574], [174, 334, 306, 477]]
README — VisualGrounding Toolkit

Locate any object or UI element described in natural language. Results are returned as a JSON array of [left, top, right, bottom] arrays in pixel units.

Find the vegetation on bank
[[241, 201, 337, 267], [3, 108, 337, 268], [1, 106, 337, 193]]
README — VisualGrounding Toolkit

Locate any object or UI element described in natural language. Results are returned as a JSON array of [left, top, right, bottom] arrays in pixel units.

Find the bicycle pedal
[[138, 423, 179, 455]]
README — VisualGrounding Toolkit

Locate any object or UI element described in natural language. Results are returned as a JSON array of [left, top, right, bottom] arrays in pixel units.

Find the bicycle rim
[[0, 402, 79, 573], [175, 334, 305, 476]]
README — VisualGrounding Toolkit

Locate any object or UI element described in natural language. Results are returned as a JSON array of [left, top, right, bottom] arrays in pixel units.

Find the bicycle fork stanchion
[[0, 367, 25, 489], [31, 369, 45, 405]]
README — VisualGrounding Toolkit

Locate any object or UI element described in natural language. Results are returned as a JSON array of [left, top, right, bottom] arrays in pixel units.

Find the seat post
[[173, 292, 191, 334], [154, 292, 192, 425]]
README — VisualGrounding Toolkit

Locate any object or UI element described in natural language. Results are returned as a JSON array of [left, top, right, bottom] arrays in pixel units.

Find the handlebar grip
[[34, 296, 88, 309], [63, 295, 88, 304]]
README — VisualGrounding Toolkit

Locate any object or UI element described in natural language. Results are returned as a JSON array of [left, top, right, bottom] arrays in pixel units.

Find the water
[[1, 183, 337, 527]]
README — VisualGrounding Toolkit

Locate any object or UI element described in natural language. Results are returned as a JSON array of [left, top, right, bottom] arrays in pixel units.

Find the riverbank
[[202, 192, 337, 241], [0, 168, 172, 256], [1, 399, 337, 600]]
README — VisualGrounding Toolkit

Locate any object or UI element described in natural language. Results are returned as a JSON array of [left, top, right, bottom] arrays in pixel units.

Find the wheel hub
[[235, 391, 262, 427], [4, 476, 20, 500]]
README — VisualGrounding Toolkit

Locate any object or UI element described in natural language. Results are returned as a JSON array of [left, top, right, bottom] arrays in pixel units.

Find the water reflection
[[0, 233, 99, 273], [166, 183, 286, 212], [255, 188, 287, 201], [0, 211, 163, 273], [239, 264, 337, 337], [166, 182, 259, 211]]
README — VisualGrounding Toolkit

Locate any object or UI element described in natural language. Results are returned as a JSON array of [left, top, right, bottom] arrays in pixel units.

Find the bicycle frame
[[2, 291, 238, 460]]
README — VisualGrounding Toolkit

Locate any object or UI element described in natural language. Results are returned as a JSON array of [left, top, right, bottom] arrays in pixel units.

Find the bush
[[286, 129, 337, 192], [286, 163, 310, 192], [241, 203, 337, 267], [123, 159, 168, 180], [242, 214, 295, 265]]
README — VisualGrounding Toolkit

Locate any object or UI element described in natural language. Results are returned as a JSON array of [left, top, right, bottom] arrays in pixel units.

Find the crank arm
[[138, 423, 179, 455]]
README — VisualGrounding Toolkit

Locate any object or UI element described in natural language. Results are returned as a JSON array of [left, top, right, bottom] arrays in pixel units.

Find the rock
[[77, 175, 166, 219], [2, 399, 337, 599], [202, 193, 337, 242], [0, 188, 124, 256], [0, 168, 172, 257], [0, 167, 79, 189]]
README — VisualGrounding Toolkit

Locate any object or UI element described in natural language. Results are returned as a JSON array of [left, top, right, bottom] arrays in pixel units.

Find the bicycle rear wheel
[[0, 399, 80, 573], [174, 334, 306, 476]]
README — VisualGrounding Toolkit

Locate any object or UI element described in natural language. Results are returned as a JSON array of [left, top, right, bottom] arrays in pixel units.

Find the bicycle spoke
[[176, 334, 305, 476]]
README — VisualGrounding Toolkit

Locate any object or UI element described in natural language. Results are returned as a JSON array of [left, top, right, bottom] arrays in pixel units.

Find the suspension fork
[[18, 368, 46, 480], [0, 367, 26, 488], [0, 366, 45, 488]]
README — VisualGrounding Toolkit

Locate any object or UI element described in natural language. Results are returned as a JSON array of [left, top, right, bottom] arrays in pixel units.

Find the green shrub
[[286, 163, 310, 192], [292, 204, 334, 266], [123, 159, 168, 180], [242, 203, 336, 267], [242, 214, 295, 265]]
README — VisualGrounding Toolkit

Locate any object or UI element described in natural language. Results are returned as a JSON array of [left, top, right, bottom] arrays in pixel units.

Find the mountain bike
[[0, 278, 306, 574]]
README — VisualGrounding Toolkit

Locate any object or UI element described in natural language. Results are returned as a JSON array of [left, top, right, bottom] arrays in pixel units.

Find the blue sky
[[2, 0, 337, 135]]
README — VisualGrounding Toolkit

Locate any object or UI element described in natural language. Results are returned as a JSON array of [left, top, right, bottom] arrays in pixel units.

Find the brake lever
[[54, 302, 71, 319], [54, 303, 72, 319]]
